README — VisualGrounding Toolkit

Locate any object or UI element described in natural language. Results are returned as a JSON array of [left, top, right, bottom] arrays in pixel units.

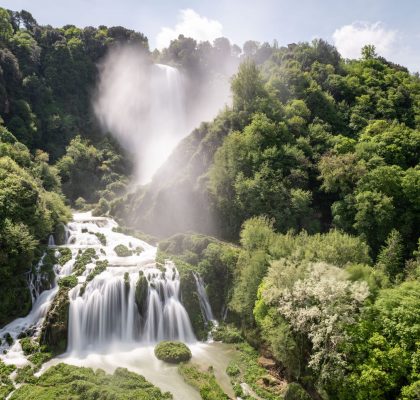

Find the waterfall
[[94, 47, 189, 183], [65, 213, 195, 354], [48, 234, 55, 247], [0, 212, 197, 365], [193, 273, 215, 323]]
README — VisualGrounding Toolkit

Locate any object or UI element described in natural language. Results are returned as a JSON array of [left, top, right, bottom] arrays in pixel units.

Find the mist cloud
[[156, 9, 223, 50]]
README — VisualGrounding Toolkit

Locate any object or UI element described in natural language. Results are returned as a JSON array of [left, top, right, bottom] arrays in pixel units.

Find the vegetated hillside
[[112, 41, 420, 399], [112, 40, 419, 256], [0, 7, 148, 326]]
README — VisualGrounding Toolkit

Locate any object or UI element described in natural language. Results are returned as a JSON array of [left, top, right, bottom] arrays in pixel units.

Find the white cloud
[[333, 21, 397, 59], [155, 9, 223, 50]]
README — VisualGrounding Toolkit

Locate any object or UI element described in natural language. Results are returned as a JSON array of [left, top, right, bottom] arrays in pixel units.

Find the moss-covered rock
[[154, 341, 192, 364], [57, 247, 72, 266], [40, 287, 70, 354], [53, 223, 67, 245], [135, 273, 148, 315], [179, 270, 207, 340], [114, 244, 133, 257]]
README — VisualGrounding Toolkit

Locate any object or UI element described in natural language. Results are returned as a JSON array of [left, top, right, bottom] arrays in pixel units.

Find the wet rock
[[40, 287, 70, 354]]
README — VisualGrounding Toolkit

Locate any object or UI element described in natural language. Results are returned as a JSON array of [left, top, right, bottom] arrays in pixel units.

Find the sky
[[2, 0, 420, 71]]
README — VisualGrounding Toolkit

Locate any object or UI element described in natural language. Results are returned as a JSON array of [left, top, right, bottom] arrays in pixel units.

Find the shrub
[[212, 325, 243, 343], [114, 244, 133, 257]]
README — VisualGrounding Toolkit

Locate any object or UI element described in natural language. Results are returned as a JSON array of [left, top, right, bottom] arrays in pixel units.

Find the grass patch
[[10, 363, 173, 399], [178, 363, 229, 400], [0, 360, 16, 399], [229, 343, 283, 400]]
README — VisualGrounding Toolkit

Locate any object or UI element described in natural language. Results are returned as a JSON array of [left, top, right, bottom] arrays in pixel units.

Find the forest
[[0, 6, 419, 400]]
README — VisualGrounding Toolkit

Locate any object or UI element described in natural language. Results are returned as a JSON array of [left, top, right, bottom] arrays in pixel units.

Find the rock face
[[258, 356, 276, 369], [154, 341, 192, 364], [40, 287, 70, 354]]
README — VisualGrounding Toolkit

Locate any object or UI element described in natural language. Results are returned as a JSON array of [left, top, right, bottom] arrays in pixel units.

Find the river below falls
[[41, 342, 236, 399]]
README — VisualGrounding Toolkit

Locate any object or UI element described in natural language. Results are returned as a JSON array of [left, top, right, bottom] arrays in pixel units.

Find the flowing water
[[0, 211, 234, 398], [94, 54, 188, 183]]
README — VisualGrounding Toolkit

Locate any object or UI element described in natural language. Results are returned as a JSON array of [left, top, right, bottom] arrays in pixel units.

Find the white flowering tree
[[258, 261, 369, 385]]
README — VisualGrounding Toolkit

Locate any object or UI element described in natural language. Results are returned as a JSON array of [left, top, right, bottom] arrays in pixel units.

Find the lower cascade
[[68, 262, 196, 352], [0, 211, 208, 360], [66, 212, 196, 353]]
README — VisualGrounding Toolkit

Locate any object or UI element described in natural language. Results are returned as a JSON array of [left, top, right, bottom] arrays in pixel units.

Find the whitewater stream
[[0, 212, 235, 399]]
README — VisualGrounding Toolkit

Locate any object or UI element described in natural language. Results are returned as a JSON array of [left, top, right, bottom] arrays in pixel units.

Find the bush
[[154, 341, 192, 364], [58, 275, 78, 288], [226, 361, 241, 377], [284, 382, 311, 400], [212, 325, 243, 343], [114, 244, 133, 257]]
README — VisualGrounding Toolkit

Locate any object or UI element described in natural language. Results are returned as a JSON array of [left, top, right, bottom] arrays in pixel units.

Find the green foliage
[[58, 275, 78, 288], [228, 343, 282, 399], [113, 244, 133, 257], [10, 363, 172, 400], [0, 359, 15, 399], [0, 137, 70, 324], [154, 341, 192, 364], [178, 363, 229, 400], [212, 324, 243, 343], [376, 229, 405, 281], [284, 382, 311, 400], [94, 232, 107, 246], [57, 247, 72, 265]]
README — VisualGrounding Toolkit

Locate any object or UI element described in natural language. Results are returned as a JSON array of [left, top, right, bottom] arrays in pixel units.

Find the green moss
[[40, 287, 71, 355], [154, 341, 192, 364], [112, 226, 158, 246], [72, 248, 97, 275], [0, 360, 15, 399], [10, 363, 173, 399], [114, 244, 133, 257], [58, 275, 78, 289], [135, 274, 148, 314], [212, 324, 243, 343], [53, 224, 67, 245], [94, 232, 106, 246], [28, 351, 53, 369], [79, 260, 109, 296], [57, 247, 72, 266], [178, 363, 229, 400], [179, 270, 207, 340], [20, 338, 40, 355]]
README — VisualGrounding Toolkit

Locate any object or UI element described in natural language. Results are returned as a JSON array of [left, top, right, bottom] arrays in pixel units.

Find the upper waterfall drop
[[94, 46, 189, 184]]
